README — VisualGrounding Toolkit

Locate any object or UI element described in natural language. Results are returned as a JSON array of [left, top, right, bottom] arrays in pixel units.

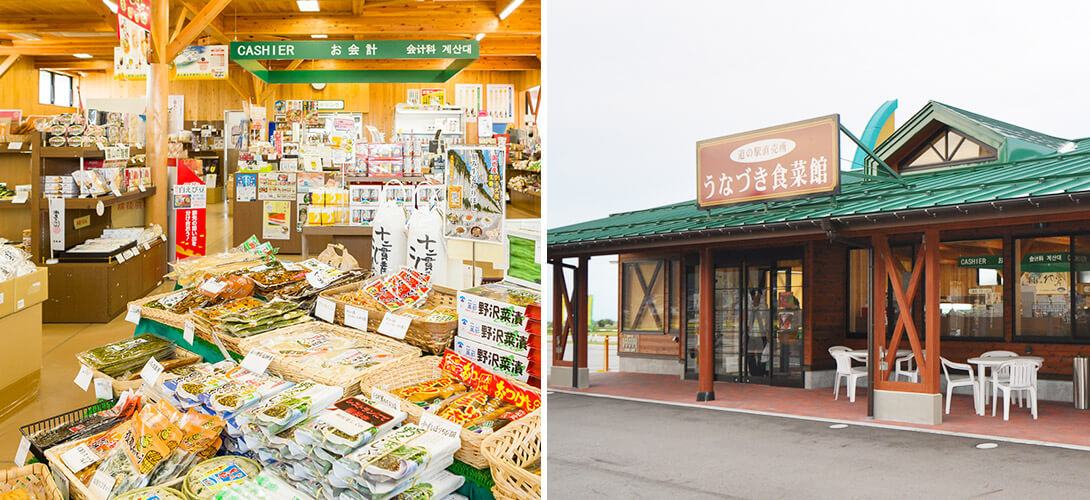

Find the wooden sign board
[[619, 333, 680, 356]]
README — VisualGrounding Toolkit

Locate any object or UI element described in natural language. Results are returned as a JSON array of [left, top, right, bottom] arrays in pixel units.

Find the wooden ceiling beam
[[84, 0, 119, 34], [226, 8, 539, 36], [35, 60, 111, 71], [168, 0, 232, 60], [353, 0, 366, 16], [266, 55, 538, 71], [0, 55, 20, 79], [0, 43, 116, 56], [0, 19, 113, 33], [284, 59, 305, 71], [171, 9, 189, 42], [479, 36, 539, 56], [179, 1, 232, 45]]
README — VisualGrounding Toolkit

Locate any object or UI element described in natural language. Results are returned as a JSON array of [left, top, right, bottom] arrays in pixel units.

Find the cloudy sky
[[543, 0, 1090, 321]]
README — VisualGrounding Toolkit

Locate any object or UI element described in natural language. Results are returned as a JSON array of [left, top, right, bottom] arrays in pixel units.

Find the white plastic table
[[966, 355, 1044, 416]]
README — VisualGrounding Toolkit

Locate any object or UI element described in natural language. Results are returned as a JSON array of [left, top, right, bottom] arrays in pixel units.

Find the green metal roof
[[936, 102, 1070, 151], [549, 136, 1090, 249]]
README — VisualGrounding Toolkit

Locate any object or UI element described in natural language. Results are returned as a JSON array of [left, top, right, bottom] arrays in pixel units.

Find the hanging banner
[[48, 197, 65, 251], [455, 84, 482, 122], [171, 45, 229, 80], [486, 84, 515, 123], [174, 166, 207, 259], [115, 0, 150, 81]]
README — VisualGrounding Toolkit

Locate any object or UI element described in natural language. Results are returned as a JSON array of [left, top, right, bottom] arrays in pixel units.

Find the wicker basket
[[319, 280, 458, 354], [43, 441, 182, 500], [482, 410, 541, 500], [0, 463, 64, 500], [358, 356, 540, 469], [81, 346, 202, 397], [130, 291, 192, 329], [237, 322, 420, 397]]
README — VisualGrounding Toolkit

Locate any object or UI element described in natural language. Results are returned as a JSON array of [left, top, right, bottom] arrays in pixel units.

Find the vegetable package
[[76, 335, 176, 378], [331, 424, 459, 499]]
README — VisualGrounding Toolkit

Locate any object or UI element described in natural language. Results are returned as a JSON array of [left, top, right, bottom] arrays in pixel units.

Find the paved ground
[[545, 340, 620, 373], [548, 392, 1090, 499]]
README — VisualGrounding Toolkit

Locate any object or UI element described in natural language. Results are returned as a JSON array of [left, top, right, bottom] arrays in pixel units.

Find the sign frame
[[696, 114, 841, 209]]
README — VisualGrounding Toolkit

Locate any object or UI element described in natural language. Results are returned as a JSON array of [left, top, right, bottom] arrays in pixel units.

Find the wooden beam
[[284, 59, 304, 71], [168, 0, 232, 61], [34, 60, 111, 71], [171, 9, 189, 42], [226, 76, 249, 101], [0, 42, 117, 56], [480, 36, 540, 56], [266, 56, 538, 71], [228, 7, 539, 36], [85, 0, 119, 33], [179, 1, 232, 45], [0, 18, 114, 34], [0, 55, 20, 79], [353, 0, 365, 16]]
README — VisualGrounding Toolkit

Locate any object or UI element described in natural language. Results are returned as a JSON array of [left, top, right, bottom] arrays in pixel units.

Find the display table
[[300, 225, 373, 267], [133, 317, 240, 363]]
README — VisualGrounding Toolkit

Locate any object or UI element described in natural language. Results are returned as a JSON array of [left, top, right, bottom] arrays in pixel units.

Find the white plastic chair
[[992, 359, 1039, 420], [981, 350, 1020, 406], [830, 347, 867, 403], [940, 357, 978, 415], [894, 352, 920, 383]]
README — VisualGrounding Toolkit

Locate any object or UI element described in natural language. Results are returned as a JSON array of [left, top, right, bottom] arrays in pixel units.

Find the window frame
[[619, 258, 670, 334], [38, 70, 74, 108], [900, 126, 997, 172], [936, 237, 1006, 342], [1012, 233, 1090, 344]]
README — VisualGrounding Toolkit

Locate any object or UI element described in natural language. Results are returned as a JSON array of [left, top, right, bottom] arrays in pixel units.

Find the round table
[[965, 355, 1044, 416]]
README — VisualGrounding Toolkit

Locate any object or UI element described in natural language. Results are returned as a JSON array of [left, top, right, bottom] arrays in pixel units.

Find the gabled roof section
[[870, 101, 1071, 173]]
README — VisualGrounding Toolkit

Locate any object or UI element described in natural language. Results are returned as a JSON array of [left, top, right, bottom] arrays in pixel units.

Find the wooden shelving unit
[[0, 135, 33, 244]]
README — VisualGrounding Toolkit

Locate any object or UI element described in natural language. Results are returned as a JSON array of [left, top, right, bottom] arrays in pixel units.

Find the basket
[[482, 410, 541, 500], [0, 463, 65, 499], [358, 356, 540, 469], [80, 346, 202, 397], [320, 281, 458, 354], [44, 440, 182, 500], [19, 399, 117, 466], [130, 291, 192, 329], [236, 322, 420, 397]]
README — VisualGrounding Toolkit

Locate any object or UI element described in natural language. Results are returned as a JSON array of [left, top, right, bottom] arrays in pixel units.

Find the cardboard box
[[14, 267, 48, 311], [0, 278, 13, 317], [0, 303, 42, 420]]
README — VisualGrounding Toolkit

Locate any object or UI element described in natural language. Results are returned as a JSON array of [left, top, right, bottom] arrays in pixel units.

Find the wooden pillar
[[697, 247, 715, 401], [575, 256, 589, 371], [872, 234, 888, 381], [147, 0, 169, 232], [551, 260, 567, 365], [924, 229, 941, 393]]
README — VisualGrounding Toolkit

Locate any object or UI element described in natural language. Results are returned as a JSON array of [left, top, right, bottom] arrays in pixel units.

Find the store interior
[[0, 1, 541, 499]]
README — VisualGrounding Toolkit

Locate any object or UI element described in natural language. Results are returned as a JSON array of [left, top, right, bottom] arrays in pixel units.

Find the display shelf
[[0, 144, 31, 153], [58, 186, 156, 210], [0, 198, 30, 207], [395, 107, 463, 115], [344, 175, 428, 183], [40, 146, 147, 159], [301, 225, 373, 236]]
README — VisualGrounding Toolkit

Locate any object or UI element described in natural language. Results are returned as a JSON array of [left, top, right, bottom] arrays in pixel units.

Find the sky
[[542, 0, 1090, 321]]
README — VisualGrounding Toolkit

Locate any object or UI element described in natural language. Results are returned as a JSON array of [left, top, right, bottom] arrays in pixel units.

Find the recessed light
[[311, 34, 328, 39], [296, 0, 320, 12], [101, 0, 118, 13], [73, 53, 93, 59], [498, 0, 525, 20], [475, 33, 486, 41]]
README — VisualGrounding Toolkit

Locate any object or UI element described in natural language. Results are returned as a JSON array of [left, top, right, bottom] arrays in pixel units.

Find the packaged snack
[[183, 456, 263, 499]]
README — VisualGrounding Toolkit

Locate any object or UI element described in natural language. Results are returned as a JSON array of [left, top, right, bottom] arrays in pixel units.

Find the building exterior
[[549, 101, 1090, 424]]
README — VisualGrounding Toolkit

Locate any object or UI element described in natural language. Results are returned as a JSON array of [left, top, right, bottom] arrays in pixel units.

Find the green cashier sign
[[229, 40, 479, 84]]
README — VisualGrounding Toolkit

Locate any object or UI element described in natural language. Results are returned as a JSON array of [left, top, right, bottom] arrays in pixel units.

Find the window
[[1016, 236, 1073, 339], [903, 127, 996, 170], [939, 239, 1004, 338], [38, 70, 74, 107], [848, 249, 868, 336], [621, 259, 666, 332]]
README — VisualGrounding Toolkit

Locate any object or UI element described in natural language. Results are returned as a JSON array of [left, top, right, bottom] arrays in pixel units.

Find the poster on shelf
[[235, 173, 257, 202], [257, 171, 296, 201], [48, 197, 65, 252], [167, 95, 184, 134], [421, 88, 445, 106], [174, 166, 206, 259], [173, 183, 206, 210], [406, 89, 421, 105], [171, 45, 228, 79], [455, 84, 482, 122], [262, 200, 291, 240], [477, 111, 493, 139], [445, 146, 505, 243], [486, 84, 515, 123], [0, 110, 22, 124]]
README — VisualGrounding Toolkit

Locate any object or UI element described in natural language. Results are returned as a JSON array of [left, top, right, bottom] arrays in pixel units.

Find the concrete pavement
[[547, 392, 1090, 499]]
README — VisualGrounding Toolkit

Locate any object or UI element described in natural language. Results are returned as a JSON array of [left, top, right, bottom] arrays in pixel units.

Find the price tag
[[125, 304, 141, 324], [14, 437, 30, 467], [88, 469, 114, 498], [138, 184, 146, 192], [183, 320, 195, 345], [130, 245, 140, 256], [115, 252, 126, 263], [344, 305, 369, 331], [74, 365, 93, 391], [111, 187, 122, 197], [51, 467, 69, 498], [283, 261, 303, 272], [123, 249, 136, 260], [143, 242, 152, 251], [314, 296, 336, 322], [60, 443, 99, 472], [160, 234, 167, 242], [140, 357, 164, 385], [7, 142, 22, 150], [96, 200, 104, 216], [320, 409, 369, 436], [370, 387, 401, 413], [420, 412, 463, 441], [199, 279, 227, 295], [93, 377, 113, 400], [240, 348, 275, 374], [16, 299, 24, 310], [378, 313, 411, 339]]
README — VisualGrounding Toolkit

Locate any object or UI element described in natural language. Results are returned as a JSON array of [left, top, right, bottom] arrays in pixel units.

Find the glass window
[[667, 258, 680, 333], [904, 127, 997, 170], [1016, 236, 1071, 337], [621, 260, 666, 332], [38, 70, 51, 106], [848, 249, 868, 336], [54, 73, 72, 107], [939, 239, 1004, 338], [1075, 237, 1090, 339]]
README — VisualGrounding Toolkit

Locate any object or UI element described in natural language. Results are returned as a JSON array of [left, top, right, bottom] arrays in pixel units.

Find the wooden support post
[[147, 0, 169, 234], [872, 234, 888, 380], [924, 229, 941, 393], [575, 257, 589, 372], [551, 260, 566, 365], [697, 247, 715, 401], [0, 55, 20, 79]]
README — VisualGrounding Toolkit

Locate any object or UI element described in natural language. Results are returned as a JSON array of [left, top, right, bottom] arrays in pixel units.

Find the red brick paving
[[550, 372, 1090, 448]]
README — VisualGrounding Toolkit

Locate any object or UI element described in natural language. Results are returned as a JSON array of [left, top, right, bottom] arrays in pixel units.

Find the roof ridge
[[931, 101, 1069, 146]]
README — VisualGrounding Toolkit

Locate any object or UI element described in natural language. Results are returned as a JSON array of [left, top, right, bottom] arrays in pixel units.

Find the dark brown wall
[[805, 240, 856, 369]]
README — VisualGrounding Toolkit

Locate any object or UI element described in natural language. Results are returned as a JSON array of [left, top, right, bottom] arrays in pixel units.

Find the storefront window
[[939, 240, 1004, 338], [621, 259, 666, 332], [848, 249, 868, 336], [1015, 237, 1071, 338], [1076, 237, 1090, 339], [668, 258, 680, 333]]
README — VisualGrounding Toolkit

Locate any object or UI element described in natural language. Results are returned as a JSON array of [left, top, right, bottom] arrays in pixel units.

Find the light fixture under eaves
[[73, 53, 93, 59], [311, 34, 328, 39], [297, 0, 320, 12], [102, 0, 118, 13], [475, 33, 486, 41], [498, 0, 525, 20]]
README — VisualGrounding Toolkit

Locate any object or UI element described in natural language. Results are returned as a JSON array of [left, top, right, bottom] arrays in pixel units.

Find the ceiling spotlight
[[73, 53, 93, 59], [311, 34, 328, 39], [498, 0, 525, 20], [475, 33, 486, 41], [102, 0, 118, 13], [296, 0, 320, 12]]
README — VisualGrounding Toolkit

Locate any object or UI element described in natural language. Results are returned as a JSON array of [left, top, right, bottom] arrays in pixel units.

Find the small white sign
[[88, 469, 114, 498], [131, 245, 140, 255], [115, 252, 126, 264], [370, 387, 401, 413], [139, 357, 165, 386], [378, 312, 411, 339], [16, 299, 24, 310], [104, 145, 130, 162], [283, 261, 304, 272], [344, 305, 369, 331], [199, 279, 227, 295], [96, 200, 104, 216], [240, 348, 275, 374], [306, 271, 338, 289], [52, 467, 69, 498], [94, 377, 113, 400], [111, 187, 122, 197], [160, 234, 167, 242], [183, 320, 195, 345], [74, 365, 94, 391], [14, 437, 30, 467], [60, 443, 99, 472], [143, 242, 152, 251], [123, 248, 136, 260], [320, 409, 370, 436], [420, 411, 463, 441], [125, 304, 141, 324], [7, 142, 22, 150], [315, 296, 336, 322], [138, 184, 146, 192]]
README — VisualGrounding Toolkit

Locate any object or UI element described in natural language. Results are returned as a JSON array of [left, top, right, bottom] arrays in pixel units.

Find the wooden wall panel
[[0, 57, 80, 116], [806, 240, 851, 369]]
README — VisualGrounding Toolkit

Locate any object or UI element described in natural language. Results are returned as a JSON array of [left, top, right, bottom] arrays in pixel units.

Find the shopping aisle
[[0, 201, 231, 463]]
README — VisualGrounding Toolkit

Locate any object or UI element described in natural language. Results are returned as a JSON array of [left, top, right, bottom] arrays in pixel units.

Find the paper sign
[[7, 142, 22, 150], [125, 304, 141, 324], [116, 252, 126, 263], [200, 279, 227, 295], [123, 248, 136, 260], [138, 184, 146, 192], [14, 437, 30, 467], [88, 469, 114, 497], [240, 348, 275, 374], [52, 467, 69, 498], [315, 296, 336, 322], [378, 313, 411, 339], [370, 387, 401, 413], [74, 365, 93, 391], [111, 187, 122, 197], [16, 299, 24, 310], [60, 443, 99, 472], [420, 412, 463, 441], [184, 319, 195, 345], [11, 191, 27, 204], [140, 357, 164, 385], [283, 261, 303, 272], [344, 305, 369, 331], [94, 377, 113, 400], [305, 271, 338, 289], [320, 409, 370, 436], [161, 234, 167, 241]]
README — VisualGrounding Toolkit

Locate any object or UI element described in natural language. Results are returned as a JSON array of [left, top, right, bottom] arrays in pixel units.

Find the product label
[[370, 387, 401, 413], [14, 437, 30, 467], [420, 412, 463, 442], [74, 365, 94, 391], [94, 377, 113, 400], [125, 304, 142, 324], [199, 462, 249, 492], [60, 443, 99, 472], [200, 279, 228, 295], [88, 469, 114, 497], [140, 357, 165, 385], [240, 348, 275, 374], [314, 296, 336, 322], [378, 312, 411, 339], [343, 304, 369, 331]]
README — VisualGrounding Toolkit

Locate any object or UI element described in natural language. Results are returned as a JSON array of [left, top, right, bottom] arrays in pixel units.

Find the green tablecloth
[[133, 317, 241, 363], [449, 460, 496, 500]]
